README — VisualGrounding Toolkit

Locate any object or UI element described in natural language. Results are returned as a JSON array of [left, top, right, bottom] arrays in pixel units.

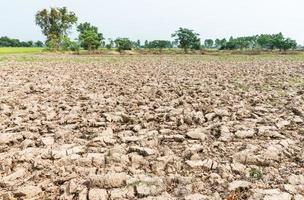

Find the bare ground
[[0, 55, 303, 200]]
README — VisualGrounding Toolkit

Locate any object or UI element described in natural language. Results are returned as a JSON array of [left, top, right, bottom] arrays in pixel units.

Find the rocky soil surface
[[0, 55, 303, 199]]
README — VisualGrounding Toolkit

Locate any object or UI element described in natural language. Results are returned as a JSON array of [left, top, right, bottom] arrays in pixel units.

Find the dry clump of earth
[[0, 55, 303, 200]]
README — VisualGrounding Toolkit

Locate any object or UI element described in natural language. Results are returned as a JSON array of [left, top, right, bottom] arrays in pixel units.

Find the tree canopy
[[172, 28, 201, 53], [146, 40, 172, 52], [115, 38, 133, 52], [77, 22, 104, 51], [35, 7, 77, 50]]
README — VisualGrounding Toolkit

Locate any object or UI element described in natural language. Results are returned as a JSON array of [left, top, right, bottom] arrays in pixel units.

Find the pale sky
[[1, 0, 304, 44]]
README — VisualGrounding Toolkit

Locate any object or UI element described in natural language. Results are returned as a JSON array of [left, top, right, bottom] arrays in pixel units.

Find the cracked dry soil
[[0, 55, 303, 200]]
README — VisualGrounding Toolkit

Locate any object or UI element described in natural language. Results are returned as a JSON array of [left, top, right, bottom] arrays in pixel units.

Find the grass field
[[0, 47, 44, 55]]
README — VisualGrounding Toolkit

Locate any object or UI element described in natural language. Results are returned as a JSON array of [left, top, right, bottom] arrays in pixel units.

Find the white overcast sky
[[1, 0, 304, 44]]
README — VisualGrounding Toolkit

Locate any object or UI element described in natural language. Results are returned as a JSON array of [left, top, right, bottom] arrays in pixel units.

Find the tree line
[[2, 7, 296, 53], [0, 36, 44, 47], [205, 33, 297, 51]]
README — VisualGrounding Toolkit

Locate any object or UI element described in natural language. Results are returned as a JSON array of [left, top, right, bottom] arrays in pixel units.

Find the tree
[[257, 34, 275, 50], [35, 41, 44, 47], [281, 38, 297, 51], [136, 40, 141, 49], [256, 33, 295, 51], [214, 39, 221, 49], [77, 22, 103, 51], [60, 35, 73, 51], [114, 38, 133, 52], [35, 7, 77, 50], [147, 40, 172, 53], [144, 40, 149, 49], [106, 38, 114, 49], [0, 37, 45, 47], [204, 39, 214, 49], [69, 42, 80, 54], [219, 39, 227, 49], [171, 27, 200, 53]]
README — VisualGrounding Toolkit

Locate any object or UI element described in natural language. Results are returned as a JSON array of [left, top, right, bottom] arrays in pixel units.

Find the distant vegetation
[[0, 7, 300, 54], [213, 33, 297, 51], [0, 37, 43, 48]]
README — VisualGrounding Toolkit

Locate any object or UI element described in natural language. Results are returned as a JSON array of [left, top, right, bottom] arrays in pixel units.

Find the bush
[[115, 38, 133, 52], [69, 42, 80, 54]]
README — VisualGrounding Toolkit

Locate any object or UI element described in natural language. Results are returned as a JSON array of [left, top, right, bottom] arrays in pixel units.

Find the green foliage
[[0, 37, 42, 47], [69, 42, 80, 54], [77, 22, 104, 51], [60, 36, 73, 51], [106, 38, 114, 49], [79, 30, 101, 51], [172, 27, 201, 53], [45, 34, 61, 50], [144, 40, 149, 49], [147, 40, 172, 52], [204, 39, 214, 49], [35, 7, 78, 51], [249, 168, 263, 180], [256, 33, 297, 51], [216, 33, 297, 51], [34, 41, 44, 47], [257, 34, 277, 50], [114, 38, 133, 52], [134, 40, 141, 49], [220, 36, 257, 50], [281, 38, 297, 51]]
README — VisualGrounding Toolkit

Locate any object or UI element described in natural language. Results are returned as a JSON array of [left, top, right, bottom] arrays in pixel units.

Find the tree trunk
[[184, 48, 188, 54]]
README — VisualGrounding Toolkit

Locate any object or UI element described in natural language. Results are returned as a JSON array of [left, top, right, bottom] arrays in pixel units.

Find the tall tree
[[171, 28, 200, 53], [35, 7, 77, 50]]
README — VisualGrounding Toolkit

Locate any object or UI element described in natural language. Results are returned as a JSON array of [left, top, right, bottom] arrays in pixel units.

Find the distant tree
[[225, 41, 237, 50], [148, 40, 172, 53], [280, 38, 297, 51], [101, 41, 106, 48], [115, 38, 133, 52], [171, 27, 201, 53], [27, 41, 34, 47], [214, 39, 221, 49], [0, 37, 44, 47], [78, 30, 101, 52], [69, 42, 80, 54], [20, 41, 34, 47], [34, 41, 44, 47], [77, 22, 103, 51], [219, 39, 227, 49], [35, 7, 78, 50], [136, 40, 141, 48], [257, 34, 275, 50], [144, 40, 149, 48], [219, 36, 258, 50], [106, 38, 114, 49], [204, 39, 214, 49]]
